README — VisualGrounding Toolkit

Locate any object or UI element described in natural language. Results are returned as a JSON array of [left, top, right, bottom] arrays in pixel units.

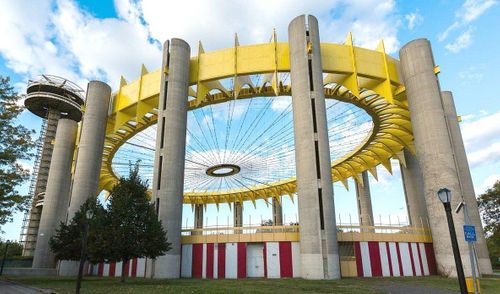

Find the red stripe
[[395, 243, 404, 276], [368, 242, 382, 277], [192, 243, 203, 278], [109, 262, 116, 277], [408, 243, 416, 276], [237, 243, 246, 278], [279, 241, 293, 278], [424, 243, 437, 275], [123, 260, 130, 278], [218, 243, 226, 279], [206, 243, 214, 279], [385, 243, 394, 276], [263, 243, 268, 278], [416, 243, 424, 276], [98, 263, 104, 277], [131, 258, 137, 277], [354, 241, 363, 277]]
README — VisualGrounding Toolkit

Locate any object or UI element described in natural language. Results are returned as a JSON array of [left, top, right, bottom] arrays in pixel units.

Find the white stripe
[[115, 262, 122, 277], [137, 258, 146, 278], [181, 244, 193, 278], [360, 242, 372, 277], [388, 242, 400, 276], [103, 263, 110, 277], [213, 244, 218, 279], [379, 242, 391, 277], [225, 243, 238, 279], [202, 244, 207, 279], [411, 243, 422, 276], [291, 242, 301, 278], [399, 243, 413, 276], [266, 242, 281, 278], [419, 243, 429, 275]]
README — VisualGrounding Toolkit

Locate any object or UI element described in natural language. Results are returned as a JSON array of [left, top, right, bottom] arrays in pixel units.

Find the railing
[[180, 224, 432, 244]]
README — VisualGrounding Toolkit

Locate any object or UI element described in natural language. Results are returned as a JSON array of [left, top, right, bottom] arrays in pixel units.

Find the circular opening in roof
[[206, 164, 241, 177]]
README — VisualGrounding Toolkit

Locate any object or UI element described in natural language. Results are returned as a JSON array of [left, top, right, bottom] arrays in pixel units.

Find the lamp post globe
[[437, 187, 452, 204]]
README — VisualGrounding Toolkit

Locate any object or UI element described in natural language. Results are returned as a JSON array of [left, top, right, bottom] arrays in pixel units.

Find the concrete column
[[272, 197, 283, 226], [400, 149, 429, 227], [23, 109, 60, 256], [151, 39, 190, 279], [32, 119, 77, 268], [399, 39, 472, 277], [355, 171, 374, 231], [441, 91, 492, 274], [234, 202, 243, 227], [193, 204, 203, 235], [59, 81, 111, 276], [288, 15, 340, 279]]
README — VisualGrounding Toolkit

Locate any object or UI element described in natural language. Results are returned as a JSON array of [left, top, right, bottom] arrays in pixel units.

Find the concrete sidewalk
[[0, 279, 53, 294]]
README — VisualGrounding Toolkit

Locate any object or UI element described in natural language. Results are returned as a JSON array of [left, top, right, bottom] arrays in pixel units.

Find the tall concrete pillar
[[288, 15, 340, 279], [400, 39, 472, 277], [59, 81, 111, 276], [32, 119, 77, 268], [234, 202, 243, 227], [23, 109, 60, 256], [355, 171, 374, 231], [400, 149, 429, 227], [151, 39, 190, 279], [272, 198, 283, 226], [193, 204, 203, 235], [441, 91, 492, 274]]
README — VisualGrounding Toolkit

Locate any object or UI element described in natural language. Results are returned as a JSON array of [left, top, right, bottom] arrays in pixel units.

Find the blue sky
[[1, 0, 499, 240]]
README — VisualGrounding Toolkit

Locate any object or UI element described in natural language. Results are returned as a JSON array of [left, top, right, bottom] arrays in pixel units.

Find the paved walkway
[[0, 280, 49, 294], [375, 281, 459, 294]]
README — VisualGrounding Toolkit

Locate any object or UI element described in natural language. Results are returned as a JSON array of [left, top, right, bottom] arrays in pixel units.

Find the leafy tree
[[49, 198, 108, 263], [50, 165, 170, 282], [106, 164, 170, 282], [0, 76, 35, 227], [478, 180, 500, 268], [261, 219, 273, 226], [0, 240, 23, 257]]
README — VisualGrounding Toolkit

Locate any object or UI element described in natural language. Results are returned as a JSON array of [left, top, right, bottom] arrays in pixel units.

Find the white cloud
[[439, 0, 497, 52], [0, 0, 403, 93], [461, 111, 500, 167], [271, 97, 291, 111], [445, 27, 473, 53], [405, 11, 423, 30], [458, 66, 485, 83], [477, 174, 500, 194]]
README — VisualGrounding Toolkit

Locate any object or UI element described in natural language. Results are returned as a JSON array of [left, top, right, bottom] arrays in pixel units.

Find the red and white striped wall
[[354, 241, 437, 277], [89, 241, 436, 279], [89, 257, 149, 278], [181, 242, 301, 279]]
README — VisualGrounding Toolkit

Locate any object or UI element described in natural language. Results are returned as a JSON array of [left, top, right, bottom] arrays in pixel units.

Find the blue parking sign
[[463, 225, 476, 242]]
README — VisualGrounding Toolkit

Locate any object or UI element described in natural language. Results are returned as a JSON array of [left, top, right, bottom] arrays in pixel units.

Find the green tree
[[49, 198, 108, 262], [106, 164, 170, 282], [0, 76, 35, 227], [478, 180, 500, 268], [0, 240, 23, 257]]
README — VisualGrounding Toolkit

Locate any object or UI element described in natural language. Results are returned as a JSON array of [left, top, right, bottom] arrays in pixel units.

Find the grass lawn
[[4, 275, 500, 294]]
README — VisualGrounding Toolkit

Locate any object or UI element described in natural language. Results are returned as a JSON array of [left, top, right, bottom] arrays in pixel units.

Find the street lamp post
[[76, 209, 94, 294], [0, 240, 10, 276], [437, 188, 467, 294]]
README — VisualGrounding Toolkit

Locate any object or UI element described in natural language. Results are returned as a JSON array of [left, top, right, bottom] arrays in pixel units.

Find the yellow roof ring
[[98, 40, 414, 205]]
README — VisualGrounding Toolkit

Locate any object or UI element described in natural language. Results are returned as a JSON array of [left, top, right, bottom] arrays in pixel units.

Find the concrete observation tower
[[20, 75, 84, 256]]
